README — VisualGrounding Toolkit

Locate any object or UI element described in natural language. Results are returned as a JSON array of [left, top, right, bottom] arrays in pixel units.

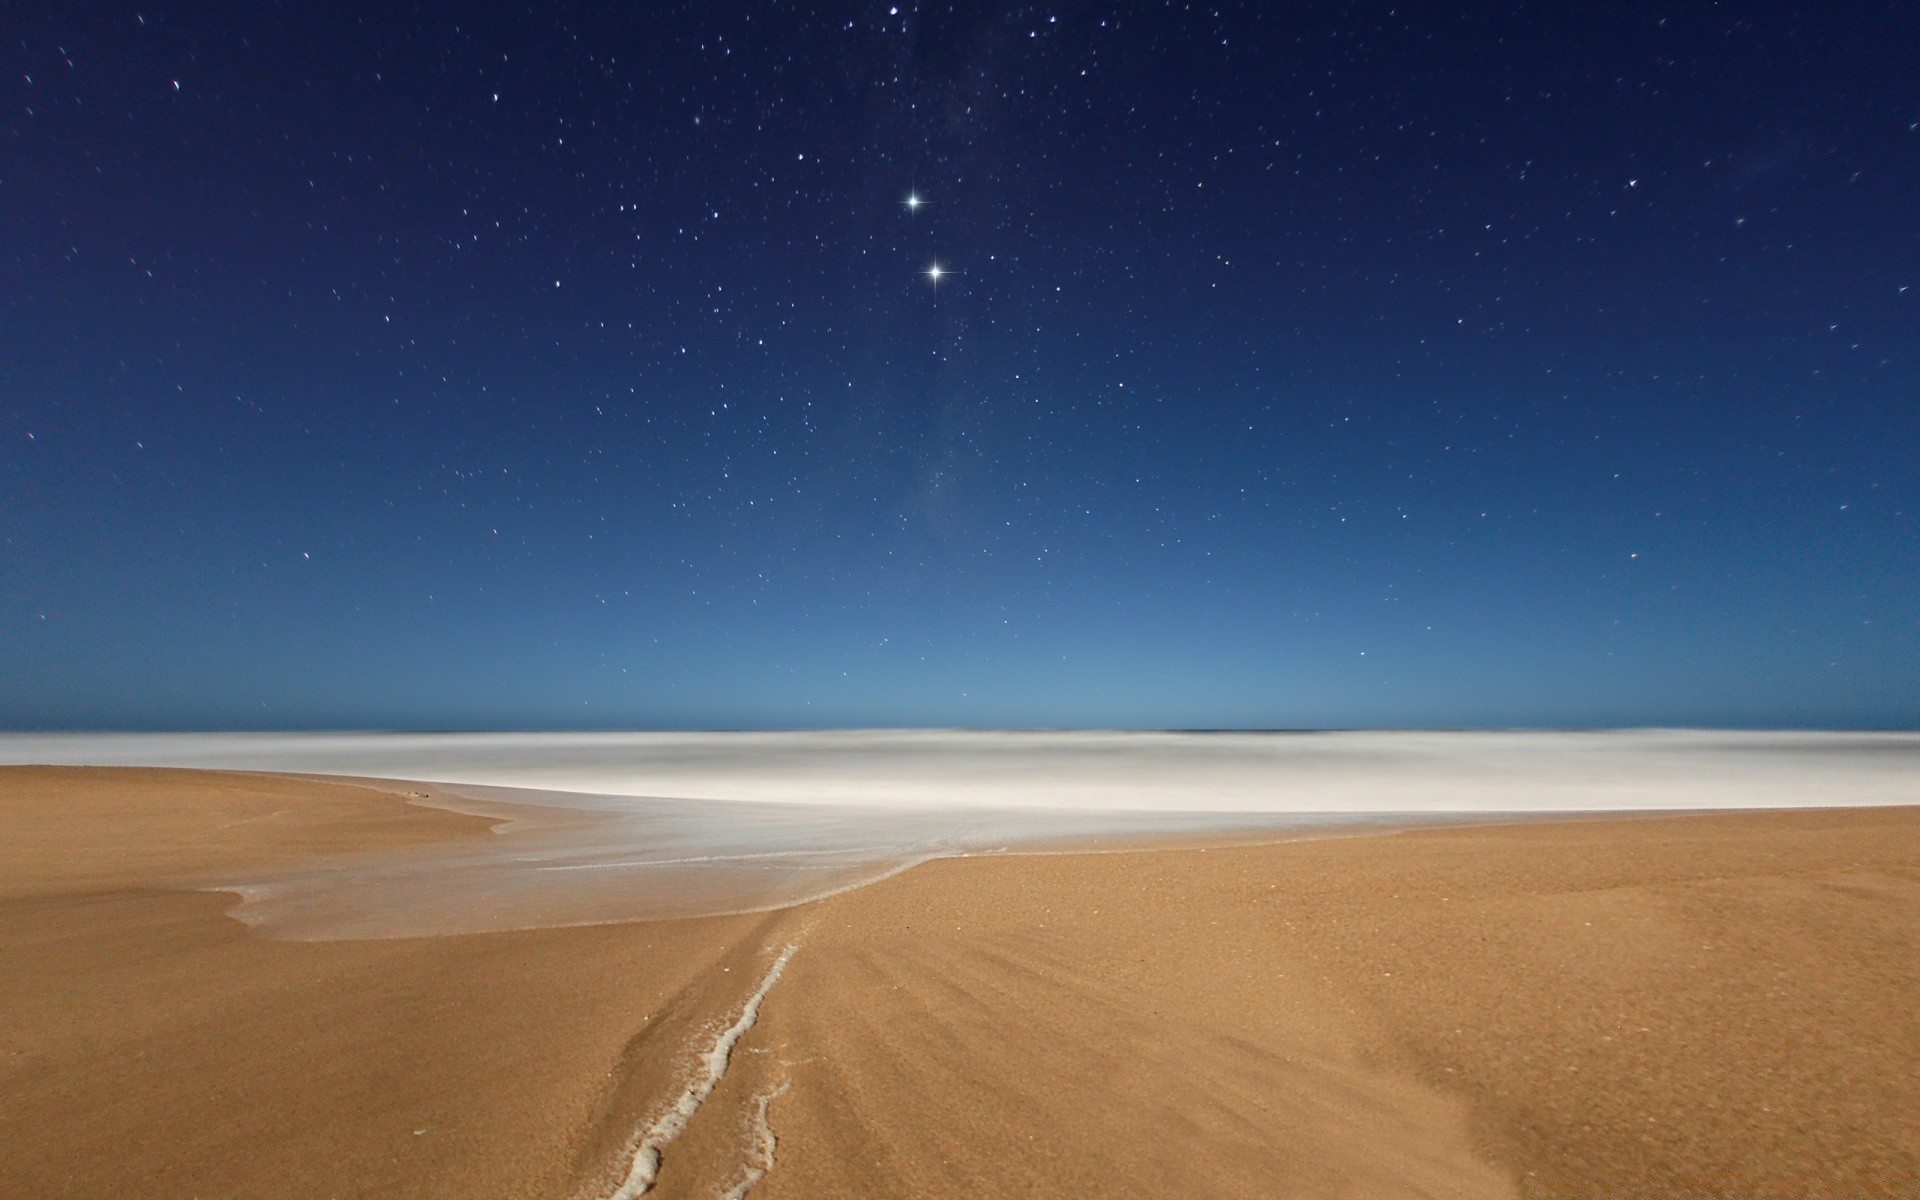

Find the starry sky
[[3, 2, 1916, 731]]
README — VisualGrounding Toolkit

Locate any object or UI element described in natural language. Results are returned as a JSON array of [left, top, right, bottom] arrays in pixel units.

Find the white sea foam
[[603, 943, 798, 1199], [720, 1079, 792, 1200]]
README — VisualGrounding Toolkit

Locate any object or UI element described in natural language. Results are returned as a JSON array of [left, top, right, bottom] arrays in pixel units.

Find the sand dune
[[3, 766, 1917, 1198]]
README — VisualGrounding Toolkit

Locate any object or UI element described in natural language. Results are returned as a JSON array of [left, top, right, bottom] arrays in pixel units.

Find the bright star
[[904, 192, 924, 212], [925, 262, 945, 285]]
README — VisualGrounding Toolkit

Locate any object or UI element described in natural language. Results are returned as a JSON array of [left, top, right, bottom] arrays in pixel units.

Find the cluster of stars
[[3, 1, 1911, 729], [903, 191, 944, 288]]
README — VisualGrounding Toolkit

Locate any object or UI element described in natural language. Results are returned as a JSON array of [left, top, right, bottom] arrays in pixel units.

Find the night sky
[[4, 3, 1916, 730]]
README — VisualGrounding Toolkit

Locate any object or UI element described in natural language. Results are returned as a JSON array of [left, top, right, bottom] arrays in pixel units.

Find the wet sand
[[0, 767, 782, 1199], [3, 766, 1917, 1198]]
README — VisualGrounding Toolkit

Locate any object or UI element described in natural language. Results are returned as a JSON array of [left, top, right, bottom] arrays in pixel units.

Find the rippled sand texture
[[731, 808, 1920, 1199]]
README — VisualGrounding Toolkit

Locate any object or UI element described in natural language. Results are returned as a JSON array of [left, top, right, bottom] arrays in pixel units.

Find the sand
[[0, 768, 781, 1199], [3, 766, 1917, 1198]]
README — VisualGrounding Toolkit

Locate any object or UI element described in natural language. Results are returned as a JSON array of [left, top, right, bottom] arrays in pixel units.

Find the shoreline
[[3, 765, 1916, 1198], [192, 773, 1517, 941], [188, 766, 1893, 942]]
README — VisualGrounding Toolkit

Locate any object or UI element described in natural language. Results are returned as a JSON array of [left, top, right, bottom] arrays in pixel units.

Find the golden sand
[[2, 766, 1915, 1198]]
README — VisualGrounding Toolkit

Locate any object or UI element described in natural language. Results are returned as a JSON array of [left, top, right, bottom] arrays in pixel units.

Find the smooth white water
[[4, 730, 1914, 938], [4, 728, 1917, 811], [189, 783, 1355, 938]]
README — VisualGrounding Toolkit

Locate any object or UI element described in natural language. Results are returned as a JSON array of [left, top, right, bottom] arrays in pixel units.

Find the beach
[[2, 764, 1916, 1197]]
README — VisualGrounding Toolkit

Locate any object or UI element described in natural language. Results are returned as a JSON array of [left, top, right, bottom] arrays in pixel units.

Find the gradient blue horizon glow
[[3, 4, 1915, 730]]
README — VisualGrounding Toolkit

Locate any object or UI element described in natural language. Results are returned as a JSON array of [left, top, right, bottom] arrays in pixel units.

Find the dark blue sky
[[4, 2, 1916, 729]]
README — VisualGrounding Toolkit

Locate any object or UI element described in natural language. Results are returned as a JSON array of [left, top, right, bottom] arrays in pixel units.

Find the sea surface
[[5, 729, 1915, 937]]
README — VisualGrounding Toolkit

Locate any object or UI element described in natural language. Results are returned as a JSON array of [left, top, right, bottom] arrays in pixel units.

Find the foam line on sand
[[720, 1079, 792, 1200], [601, 943, 799, 1199]]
